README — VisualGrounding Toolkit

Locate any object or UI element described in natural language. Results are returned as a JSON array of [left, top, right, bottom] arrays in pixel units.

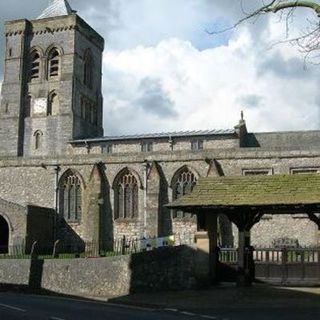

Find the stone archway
[[0, 215, 9, 254]]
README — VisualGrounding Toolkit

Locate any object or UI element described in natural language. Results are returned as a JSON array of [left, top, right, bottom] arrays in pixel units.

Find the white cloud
[[103, 22, 320, 135], [0, 1, 318, 135]]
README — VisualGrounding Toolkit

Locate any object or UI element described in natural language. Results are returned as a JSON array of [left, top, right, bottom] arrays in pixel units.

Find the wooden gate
[[219, 247, 320, 285]]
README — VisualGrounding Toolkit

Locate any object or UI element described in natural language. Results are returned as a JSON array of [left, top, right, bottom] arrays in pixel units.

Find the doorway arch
[[0, 215, 9, 254]]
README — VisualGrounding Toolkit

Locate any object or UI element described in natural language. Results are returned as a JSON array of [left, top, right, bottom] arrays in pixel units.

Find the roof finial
[[240, 110, 244, 121]]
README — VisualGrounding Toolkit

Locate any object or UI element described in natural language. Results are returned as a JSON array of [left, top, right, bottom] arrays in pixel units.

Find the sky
[[0, 0, 319, 135]]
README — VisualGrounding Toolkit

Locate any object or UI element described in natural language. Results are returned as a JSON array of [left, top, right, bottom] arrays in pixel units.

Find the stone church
[[0, 0, 319, 253]]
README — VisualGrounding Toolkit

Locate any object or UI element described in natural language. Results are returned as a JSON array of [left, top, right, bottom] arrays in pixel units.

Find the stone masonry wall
[[1, 146, 320, 249], [0, 246, 197, 297]]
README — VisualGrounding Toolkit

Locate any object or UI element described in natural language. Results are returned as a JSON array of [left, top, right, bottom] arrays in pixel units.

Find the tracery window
[[115, 170, 139, 220], [84, 49, 93, 88], [59, 171, 82, 222], [172, 168, 197, 219], [29, 51, 41, 80], [48, 48, 60, 78]]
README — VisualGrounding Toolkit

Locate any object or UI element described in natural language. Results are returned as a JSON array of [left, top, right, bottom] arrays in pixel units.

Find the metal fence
[[0, 235, 177, 259]]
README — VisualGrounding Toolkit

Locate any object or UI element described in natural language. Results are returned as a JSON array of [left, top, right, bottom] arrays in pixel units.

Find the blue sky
[[0, 0, 319, 135]]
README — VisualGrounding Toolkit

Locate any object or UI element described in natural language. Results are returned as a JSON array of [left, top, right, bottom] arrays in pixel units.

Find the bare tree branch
[[263, 1, 320, 16], [209, 1, 320, 64]]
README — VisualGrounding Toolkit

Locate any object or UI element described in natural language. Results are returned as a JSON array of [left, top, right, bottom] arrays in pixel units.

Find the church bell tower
[[0, 0, 104, 157]]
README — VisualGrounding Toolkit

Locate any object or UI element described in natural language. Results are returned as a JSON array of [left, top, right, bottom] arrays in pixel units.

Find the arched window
[[115, 170, 139, 219], [47, 91, 59, 116], [84, 50, 93, 88], [34, 130, 43, 150], [59, 171, 82, 222], [48, 48, 60, 78], [172, 167, 198, 219], [29, 50, 41, 80]]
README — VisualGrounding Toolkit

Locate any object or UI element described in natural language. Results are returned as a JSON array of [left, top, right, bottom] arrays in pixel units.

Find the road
[[0, 291, 319, 319], [0, 293, 216, 320]]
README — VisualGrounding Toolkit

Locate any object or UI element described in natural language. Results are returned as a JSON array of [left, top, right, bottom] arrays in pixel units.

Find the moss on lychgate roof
[[168, 174, 320, 208]]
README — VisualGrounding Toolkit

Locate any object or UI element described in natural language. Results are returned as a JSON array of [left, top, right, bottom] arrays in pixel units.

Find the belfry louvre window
[[60, 172, 82, 222], [115, 171, 138, 219], [30, 51, 40, 80], [172, 168, 197, 219], [48, 49, 60, 77]]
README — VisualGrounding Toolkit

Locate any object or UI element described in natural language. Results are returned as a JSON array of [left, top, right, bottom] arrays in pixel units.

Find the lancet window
[[47, 91, 59, 116]]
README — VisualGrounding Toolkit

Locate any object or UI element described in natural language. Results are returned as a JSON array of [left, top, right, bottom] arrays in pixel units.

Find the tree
[[213, 1, 320, 63]]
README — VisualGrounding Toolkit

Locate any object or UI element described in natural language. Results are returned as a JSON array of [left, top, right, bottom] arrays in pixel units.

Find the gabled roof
[[167, 174, 320, 209], [37, 0, 74, 20], [71, 129, 236, 144]]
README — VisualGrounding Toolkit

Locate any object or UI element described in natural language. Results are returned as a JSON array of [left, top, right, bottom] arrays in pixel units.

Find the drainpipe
[[54, 165, 61, 241], [143, 160, 150, 238], [168, 135, 173, 151], [84, 140, 90, 154]]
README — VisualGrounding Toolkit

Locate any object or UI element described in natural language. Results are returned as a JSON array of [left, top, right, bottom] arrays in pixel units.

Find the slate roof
[[37, 0, 74, 19], [72, 129, 236, 143], [167, 174, 320, 209]]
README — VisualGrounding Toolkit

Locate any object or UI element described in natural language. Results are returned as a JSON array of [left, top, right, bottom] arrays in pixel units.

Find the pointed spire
[[37, 0, 75, 20]]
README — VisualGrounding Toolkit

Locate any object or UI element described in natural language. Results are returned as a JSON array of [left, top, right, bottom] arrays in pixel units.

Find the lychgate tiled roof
[[37, 0, 73, 19], [72, 129, 236, 143], [167, 174, 320, 209]]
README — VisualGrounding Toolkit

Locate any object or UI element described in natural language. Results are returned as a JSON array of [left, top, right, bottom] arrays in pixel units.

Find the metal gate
[[219, 247, 320, 285]]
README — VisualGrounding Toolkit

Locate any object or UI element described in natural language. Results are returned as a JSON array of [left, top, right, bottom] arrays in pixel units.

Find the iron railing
[[0, 235, 176, 259]]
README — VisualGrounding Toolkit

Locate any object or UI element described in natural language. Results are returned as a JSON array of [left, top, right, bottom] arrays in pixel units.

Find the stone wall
[[0, 246, 197, 297], [0, 199, 53, 250], [0, 198, 27, 247], [1, 145, 320, 248]]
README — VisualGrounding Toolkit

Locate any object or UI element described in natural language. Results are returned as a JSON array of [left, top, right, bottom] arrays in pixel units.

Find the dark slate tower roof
[[37, 0, 74, 19]]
